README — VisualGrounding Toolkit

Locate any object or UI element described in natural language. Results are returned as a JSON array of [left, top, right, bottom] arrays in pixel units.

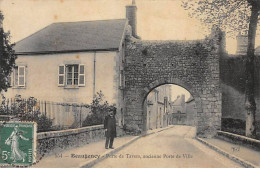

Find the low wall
[[216, 131, 260, 151], [37, 125, 125, 158]]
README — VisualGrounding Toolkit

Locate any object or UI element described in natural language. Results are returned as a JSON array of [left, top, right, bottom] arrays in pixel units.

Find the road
[[94, 126, 242, 168]]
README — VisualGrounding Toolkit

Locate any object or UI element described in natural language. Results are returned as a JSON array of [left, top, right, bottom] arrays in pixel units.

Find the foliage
[[82, 91, 116, 127], [221, 118, 246, 131], [123, 124, 142, 135], [0, 94, 53, 132], [0, 11, 17, 93], [221, 118, 260, 140], [182, 0, 259, 36]]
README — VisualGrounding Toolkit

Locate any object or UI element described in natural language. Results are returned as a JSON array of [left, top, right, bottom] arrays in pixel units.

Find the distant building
[[170, 94, 187, 125], [185, 96, 197, 126], [145, 85, 172, 130], [172, 95, 186, 113], [236, 33, 260, 55]]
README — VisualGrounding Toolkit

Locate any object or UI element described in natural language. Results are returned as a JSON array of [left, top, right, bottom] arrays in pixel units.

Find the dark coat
[[104, 115, 117, 138]]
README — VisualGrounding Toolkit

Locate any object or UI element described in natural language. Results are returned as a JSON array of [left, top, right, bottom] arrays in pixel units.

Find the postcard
[[0, 0, 259, 168]]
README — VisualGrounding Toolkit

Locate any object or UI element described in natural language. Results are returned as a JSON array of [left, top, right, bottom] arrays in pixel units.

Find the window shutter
[[18, 66, 25, 87], [7, 74, 12, 87], [14, 67, 18, 86], [79, 64, 85, 86], [119, 71, 122, 87], [58, 65, 65, 86]]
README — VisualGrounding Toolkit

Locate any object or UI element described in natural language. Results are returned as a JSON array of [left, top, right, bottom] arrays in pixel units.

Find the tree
[[182, 0, 260, 138], [0, 11, 17, 93]]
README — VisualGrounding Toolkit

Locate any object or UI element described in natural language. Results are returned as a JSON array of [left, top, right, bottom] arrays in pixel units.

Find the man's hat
[[108, 107, 116, 114]]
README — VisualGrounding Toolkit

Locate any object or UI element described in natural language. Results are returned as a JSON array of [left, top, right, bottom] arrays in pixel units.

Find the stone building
[[185, 96, 197, 126], [169, 95, 187, 125], [172, 95, 186, 113], [145, 85, 172, 130], [168, 95, 197, 126], [236, 33, 260, 55]]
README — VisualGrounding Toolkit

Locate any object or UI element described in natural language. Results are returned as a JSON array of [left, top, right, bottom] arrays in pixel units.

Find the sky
[[170, 85, 191, 102], [2, 0, 259, 54], [0, 0, 206, 41]]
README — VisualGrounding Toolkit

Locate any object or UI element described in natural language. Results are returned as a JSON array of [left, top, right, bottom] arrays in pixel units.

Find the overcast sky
[[2, 0, 259, 54], [170, 85, 191, 102]]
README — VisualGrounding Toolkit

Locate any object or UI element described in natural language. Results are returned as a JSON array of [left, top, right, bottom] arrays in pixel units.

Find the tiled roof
[[186, 96, 194, 103], [172, 95, 185, 106], [14, 19, 127, 54]]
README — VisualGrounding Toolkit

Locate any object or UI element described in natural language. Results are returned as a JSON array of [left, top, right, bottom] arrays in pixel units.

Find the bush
[[221, 118, 245, 130], [0, 94, 53, 132], [82, 91, 115, 127], [221, 118, 260, 140], [123, 124, 142, 135]]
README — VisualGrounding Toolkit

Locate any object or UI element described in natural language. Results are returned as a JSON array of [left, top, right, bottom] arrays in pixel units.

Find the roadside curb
[[80, 126, 173, 168], [196, 137, 257, 168]]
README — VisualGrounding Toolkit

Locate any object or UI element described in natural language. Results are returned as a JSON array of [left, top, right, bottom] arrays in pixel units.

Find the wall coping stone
[[37, 125, 103, 140], [217, 131, 260, 150]]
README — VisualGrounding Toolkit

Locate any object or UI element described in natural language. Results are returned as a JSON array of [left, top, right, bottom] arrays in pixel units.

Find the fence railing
[[38, 100, 91, 128], [0, 98, 91, 129]]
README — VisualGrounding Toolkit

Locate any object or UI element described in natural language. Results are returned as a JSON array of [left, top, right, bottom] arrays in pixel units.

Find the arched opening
[[142, 83, 199, 131]]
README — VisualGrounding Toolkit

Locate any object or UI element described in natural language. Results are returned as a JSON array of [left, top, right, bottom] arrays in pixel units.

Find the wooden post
[[79, 105, 82, 128], [6, 98, 9, 114], [45, 101, 47, 116]]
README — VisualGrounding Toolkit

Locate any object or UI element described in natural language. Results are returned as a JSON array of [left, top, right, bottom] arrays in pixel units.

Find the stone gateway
[[123, 28, 224, 138]]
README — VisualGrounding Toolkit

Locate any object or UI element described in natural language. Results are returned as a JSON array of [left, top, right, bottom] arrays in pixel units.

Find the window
[[164, 97, 168, 113], [58, 64, 85, 87], [66, 65, 78, 86], [12, 66, 26, 87]]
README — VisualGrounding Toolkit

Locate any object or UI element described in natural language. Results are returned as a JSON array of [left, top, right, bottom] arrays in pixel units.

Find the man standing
[[104, 107, 117, 149]]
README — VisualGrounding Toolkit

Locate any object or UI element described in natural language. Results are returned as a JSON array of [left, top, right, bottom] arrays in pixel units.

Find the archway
[[124, 34, 222, 137], [141, 79, 202, 133]]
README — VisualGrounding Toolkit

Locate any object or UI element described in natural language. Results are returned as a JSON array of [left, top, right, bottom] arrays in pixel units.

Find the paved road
[[94, 126, 242, 168]]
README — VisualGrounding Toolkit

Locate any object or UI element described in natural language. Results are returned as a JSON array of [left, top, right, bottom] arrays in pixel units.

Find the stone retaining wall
[[37, 125, 125, 158], [216, 131, 260, 151]]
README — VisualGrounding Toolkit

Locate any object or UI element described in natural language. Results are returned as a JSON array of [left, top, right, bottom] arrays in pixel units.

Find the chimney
[[126, 0, 139, 39], [236, 33, 248, 55], [181, 95, 185, 104]]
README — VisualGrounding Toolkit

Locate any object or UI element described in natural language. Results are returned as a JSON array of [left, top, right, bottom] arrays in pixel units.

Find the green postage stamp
[[0, 122, 37, 166]]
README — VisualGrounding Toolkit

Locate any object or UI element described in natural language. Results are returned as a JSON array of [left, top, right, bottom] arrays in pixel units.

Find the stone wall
[[220, 55, 260, 121], [124, 29, 223, 138], [186, 99, 197, 126], [37, 125, 125, 158], [220, 54, 260, 137]]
